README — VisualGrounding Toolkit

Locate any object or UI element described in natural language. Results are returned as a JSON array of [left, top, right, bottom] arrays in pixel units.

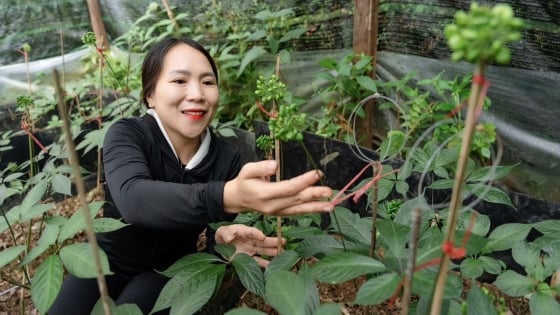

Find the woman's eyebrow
[[168, 70, 215, 78]]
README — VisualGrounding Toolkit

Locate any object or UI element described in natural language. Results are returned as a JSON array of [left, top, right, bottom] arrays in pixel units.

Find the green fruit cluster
[[445, 3, 524, 64], [255, 75, 286, 102], [269, 103, 306, 142]]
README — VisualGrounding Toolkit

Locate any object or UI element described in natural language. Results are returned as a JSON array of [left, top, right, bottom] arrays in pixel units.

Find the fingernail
[[315, 170, 324, 178], [323, 204, 334, 212]]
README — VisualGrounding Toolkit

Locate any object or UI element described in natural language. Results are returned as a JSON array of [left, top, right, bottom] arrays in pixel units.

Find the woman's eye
[[173, 79, 186, 84], [203, 79, 217, 86]]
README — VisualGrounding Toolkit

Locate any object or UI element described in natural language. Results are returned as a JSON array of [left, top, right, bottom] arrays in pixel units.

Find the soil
[[1, 190, 531, 315]]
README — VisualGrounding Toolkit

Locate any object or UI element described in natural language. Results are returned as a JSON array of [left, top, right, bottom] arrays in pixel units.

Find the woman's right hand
[[223, 160, 334, 216]]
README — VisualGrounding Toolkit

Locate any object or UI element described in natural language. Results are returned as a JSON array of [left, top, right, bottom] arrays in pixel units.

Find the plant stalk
[[52, 69, 113, 315], [430, 63, 485, 315], [273, 54, 282, 254]]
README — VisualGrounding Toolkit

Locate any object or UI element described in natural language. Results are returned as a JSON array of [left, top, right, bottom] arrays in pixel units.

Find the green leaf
[[427, 178, 455, 190], [159, 252, 222, 278], [59, 243, 112, 278], [92, 299, 142, 315], [246, 30, 266, 41], [533, 220, 560, 235], [512, 241, 541, 269], [21, 180, 48, 211], [356, 75, 378, 92], [93, 218, 128, 233], [58, 201, 104, 242], [482, 223, 531, 253], [376, 219, 410, 260], [265, 250, 301, 278], [265, 270, 306, 315], [225, 309, 267, 315], [467, 165, 516, 182], [295, 235, 344, 257], [412, 270, 463, 299], [0, 245, 26, 268], [279, 28, 307, 43], [461, 257, 484, 279], [493, 270, 535, 297], [310, 252, 386, 284], [21, 223, 59, 266], [329, 207, 371, 244], [152, 264, 224, 315], [238, 46, 267, 77], [466, 184, 515, 209], [232, 253, 265, 297], [355, 272, 401, 305], [479, 256, 505, 275], [466, 281, 498, 315], [529, 291, 560, 315], [31, 255, 64, 314], [214, 243, 236, 260], [313, 304, 342, 315], [51, 173, 71, 196], [170, 267, 221, 315]]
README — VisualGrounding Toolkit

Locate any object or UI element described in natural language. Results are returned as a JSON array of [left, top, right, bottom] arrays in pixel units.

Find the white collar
[[147, 109, 211, 170]]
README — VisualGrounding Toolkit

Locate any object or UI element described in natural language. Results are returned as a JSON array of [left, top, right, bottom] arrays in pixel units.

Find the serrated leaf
[[329, 207, 371, 244], [479, 256, 505, 275], [467, 165, 516, 182], [529, 291, 560, 315], [21, 223, 59, 266], [92, 298, 143, 315], [461, 257, 484, 279], [313, 304, 342, 315], [466, 281, 498, 315], [170, 268, 221, 315], [467, 184, 515, 209], [355, 272, 400, 305], [356, 75, 378, 92], [159, 252, 222, 278], [412, 270, 463, 299], [295, 235, 344, 257], [51, 173, 71, 196], [0, 245, 26, 268], [376, 219, 410, 260], [238, 46, 267, 77], [21, 181, 48, 211], [279, 28, 306, 43], [93, 218, 128, 233], [225, 309, 267, 315], [482, 223, 531, 253], [232, 253, 265, 297], [152, 264, 224, 315], [265, 250, 301, 278], [31, 255, 64, 314], [215, 243, 236, 260], [310, 252, 386, 284], [493, 270, 534, 297], [265, 270, 306, 315], [59, 243, 112, 278], [58, 201, 104, 242]]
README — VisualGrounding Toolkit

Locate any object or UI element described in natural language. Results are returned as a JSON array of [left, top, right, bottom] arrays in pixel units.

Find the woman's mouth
[[181, 110, 205, 121]]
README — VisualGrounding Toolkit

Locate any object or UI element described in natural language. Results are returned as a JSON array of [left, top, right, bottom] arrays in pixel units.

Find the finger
[[266, 170, 326, 199], [252, 255, 271, 268], [272, 200, 334, 216], [238, 160, 278, 180]]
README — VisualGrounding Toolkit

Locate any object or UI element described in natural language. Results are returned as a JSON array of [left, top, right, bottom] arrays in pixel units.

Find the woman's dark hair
[[141, 37, 218, 107]]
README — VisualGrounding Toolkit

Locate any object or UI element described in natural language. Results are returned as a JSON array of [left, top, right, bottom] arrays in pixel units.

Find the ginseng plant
[[430, 3, 524, 314], [254, 56, 307, 252]]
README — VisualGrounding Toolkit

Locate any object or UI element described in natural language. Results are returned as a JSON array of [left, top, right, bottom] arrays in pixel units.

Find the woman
[[48, 37, 333, 314]]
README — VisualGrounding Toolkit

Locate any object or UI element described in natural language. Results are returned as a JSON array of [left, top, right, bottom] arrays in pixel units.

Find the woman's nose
[[185, 82, 204, 102]]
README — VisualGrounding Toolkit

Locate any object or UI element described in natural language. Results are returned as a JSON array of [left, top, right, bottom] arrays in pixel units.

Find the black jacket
[[97, 114, 240, 277]]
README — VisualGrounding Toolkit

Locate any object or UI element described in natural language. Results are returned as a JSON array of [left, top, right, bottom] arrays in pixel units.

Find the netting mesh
[[376, 0, 560, 72]]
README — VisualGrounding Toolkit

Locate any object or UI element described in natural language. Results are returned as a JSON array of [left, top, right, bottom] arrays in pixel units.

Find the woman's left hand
[[215, 224, 286, 267]]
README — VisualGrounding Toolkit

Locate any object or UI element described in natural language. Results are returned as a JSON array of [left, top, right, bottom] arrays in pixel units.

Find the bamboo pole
[[86, 0, 109, 51]]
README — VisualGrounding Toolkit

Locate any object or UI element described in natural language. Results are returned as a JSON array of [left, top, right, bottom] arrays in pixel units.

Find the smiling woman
[[47, 37, 334, 315]]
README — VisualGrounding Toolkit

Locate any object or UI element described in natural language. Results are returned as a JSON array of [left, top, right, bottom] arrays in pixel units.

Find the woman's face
[[147, 43, 219, 145]]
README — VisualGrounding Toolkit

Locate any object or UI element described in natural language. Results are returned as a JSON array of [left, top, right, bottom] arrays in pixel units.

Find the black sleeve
[[102, 119, 236, 229]]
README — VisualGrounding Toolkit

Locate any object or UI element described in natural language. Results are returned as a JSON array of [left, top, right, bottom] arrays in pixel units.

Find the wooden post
[[353, 0, 380, 149], [86, 0, 109, 51]]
